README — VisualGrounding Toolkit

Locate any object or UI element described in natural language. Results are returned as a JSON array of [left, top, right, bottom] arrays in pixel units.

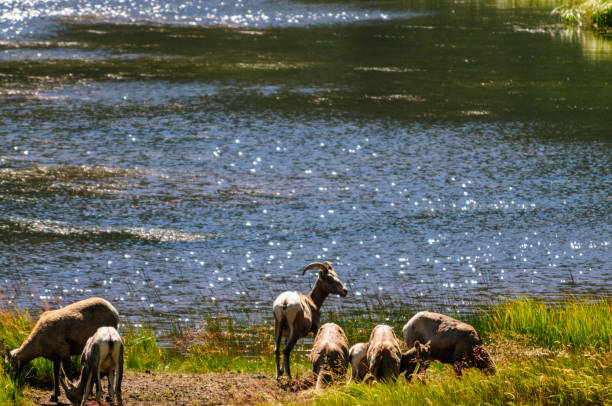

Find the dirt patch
[[24, 371, 314, 406]]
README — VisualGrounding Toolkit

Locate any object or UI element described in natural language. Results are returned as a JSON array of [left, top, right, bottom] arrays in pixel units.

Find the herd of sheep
[[274, 262, 495, 389], [2, 261, 495, 405]]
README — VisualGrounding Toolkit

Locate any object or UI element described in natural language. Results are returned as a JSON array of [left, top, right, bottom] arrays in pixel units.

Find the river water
[[1, 0, 610, 327]]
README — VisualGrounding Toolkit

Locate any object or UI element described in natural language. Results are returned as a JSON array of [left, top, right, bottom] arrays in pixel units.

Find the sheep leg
[[282, 330, 300, 379], [107, 370, 116, 404], [452, 342, 473, 377], [51, 342, 72, 402], [95, 368, 102, 403], [115, 344, 123, 406], [80, 372, 93, 406], [51, 359, 61, 402], [274, 318, 283, 378]]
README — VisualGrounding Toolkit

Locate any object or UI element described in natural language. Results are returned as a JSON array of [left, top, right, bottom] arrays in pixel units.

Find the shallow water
[[0, 0, 610, 327]]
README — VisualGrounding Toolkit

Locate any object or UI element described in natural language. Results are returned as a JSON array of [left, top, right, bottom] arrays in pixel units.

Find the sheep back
[[366, 325, 401, 381], [310, 323, 349, 378], [14, 297, 119, 361]]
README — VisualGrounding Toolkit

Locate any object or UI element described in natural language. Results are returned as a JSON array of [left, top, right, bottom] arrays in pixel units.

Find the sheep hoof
[[50, 394, 59, 402]]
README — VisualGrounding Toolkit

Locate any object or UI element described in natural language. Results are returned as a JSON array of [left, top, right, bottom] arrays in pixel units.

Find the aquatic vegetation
[[554, 0, 612, 29], [0, 166, 136, 199]]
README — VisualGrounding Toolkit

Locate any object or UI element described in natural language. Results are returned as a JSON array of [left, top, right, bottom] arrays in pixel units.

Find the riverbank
[[554, 0, 612, 29], [1, 297, 610, 405]]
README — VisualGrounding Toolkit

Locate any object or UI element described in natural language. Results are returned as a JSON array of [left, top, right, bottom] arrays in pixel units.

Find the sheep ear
[[319, 268, 329, 277]]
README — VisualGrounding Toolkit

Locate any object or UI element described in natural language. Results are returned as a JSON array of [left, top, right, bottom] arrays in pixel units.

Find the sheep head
[[400, 340, 430, 378], [1, 341, 20, 374], [302, 262, 348, 297]]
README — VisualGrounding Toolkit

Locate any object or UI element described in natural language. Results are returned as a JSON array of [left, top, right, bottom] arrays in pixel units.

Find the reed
[[554, 0, 612, 29], [481, 297, 611, 351], [0, 307, 54, 387]]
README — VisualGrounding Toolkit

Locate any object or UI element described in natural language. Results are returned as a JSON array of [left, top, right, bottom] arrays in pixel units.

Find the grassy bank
[[1, 297, 610, 405], [554, 0, 612, 29]]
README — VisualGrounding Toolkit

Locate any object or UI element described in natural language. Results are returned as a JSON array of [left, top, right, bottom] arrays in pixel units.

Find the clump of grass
[[482, 297, 611, 351], [0, 308, 54, 388], [310, 351, 611, 406], [554, 0, 612, 29], [122, 327, 169, 371], [0, 364, 26, 406]]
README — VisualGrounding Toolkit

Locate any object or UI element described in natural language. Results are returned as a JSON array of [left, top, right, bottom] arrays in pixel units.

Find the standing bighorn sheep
[[3, 297, 119, 402], [60, 326, 123, 406], [273, 261, 348, 378], [366, 325, 402, 381], [310, 323, 349, 389], [402, 311, 495, 376]]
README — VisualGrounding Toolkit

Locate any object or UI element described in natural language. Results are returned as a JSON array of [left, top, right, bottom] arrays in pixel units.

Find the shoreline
[[2, 297, 610, 405]]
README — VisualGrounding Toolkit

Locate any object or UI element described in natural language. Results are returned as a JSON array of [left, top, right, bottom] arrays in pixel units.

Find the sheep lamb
[[60, 326, 123, 406], [348, 342, 368, 381]]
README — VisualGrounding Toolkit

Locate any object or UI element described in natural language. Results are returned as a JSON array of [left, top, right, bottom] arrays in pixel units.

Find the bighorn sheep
[[348, 342, 368, 381], [60, 326, 123, 406], [3, 297, 119, 402], [273, 261, 348, 378], [350, 341, 424, 381], [366, 325, 402, 381], [310, 323, 349, 389], [402, 311, 495, 376]]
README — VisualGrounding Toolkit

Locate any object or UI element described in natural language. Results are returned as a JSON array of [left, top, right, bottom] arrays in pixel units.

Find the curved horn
[[301, 262, 328, 275]]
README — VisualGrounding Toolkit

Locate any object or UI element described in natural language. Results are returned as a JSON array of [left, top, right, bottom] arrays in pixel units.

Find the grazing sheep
[[60, 326, 123, 406], [3, 297, 119, 402], [273, 261, 348, 378], [310, 323, 349, 389], [399, 345, 426, 380], [348, 342, 368, 381], [350, 341, 425, 382], [402, 311, 495, 376], [366, 325, 402, 381]]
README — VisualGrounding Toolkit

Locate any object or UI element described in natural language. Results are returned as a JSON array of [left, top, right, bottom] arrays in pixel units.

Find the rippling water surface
[[1, 0, 611, 326]]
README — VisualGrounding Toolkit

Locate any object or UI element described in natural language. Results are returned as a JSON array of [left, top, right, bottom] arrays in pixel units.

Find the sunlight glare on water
[[0, 0, 418, 40], [0, 0, 610, 327]]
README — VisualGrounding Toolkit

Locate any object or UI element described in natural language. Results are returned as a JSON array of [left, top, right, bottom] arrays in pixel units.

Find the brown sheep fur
[[402, 311, 495, 376], [366, 325, 402, 381], [4, 297, 119, 402], [310, 323, 349, 389]]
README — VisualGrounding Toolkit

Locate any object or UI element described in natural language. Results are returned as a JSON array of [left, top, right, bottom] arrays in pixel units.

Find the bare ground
[[24, 371, 314, 406]]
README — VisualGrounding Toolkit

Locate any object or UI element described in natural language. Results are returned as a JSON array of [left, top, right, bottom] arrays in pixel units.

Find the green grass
[[481, 297, 611, 351], [554, 0, 612, 29], [309, 351, 611, 406]]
